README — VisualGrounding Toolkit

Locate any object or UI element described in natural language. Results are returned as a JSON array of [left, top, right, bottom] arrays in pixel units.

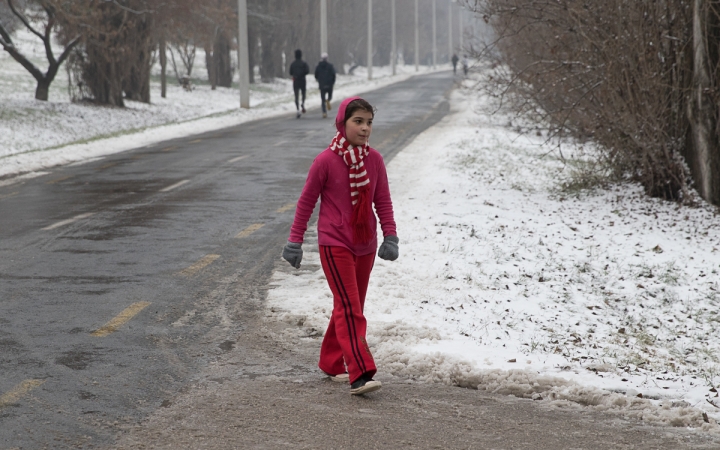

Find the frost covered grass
[[0, 27, 440, 178], [266, 73, 720, 430]]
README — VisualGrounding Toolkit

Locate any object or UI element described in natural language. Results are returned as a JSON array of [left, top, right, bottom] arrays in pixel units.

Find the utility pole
[[368, 0, 373, 80], [320, 0, 327, 56], [448, 0, 453, 57], [414, 0, 419, 72], [391, 0, 396, 76], [432, 0, 437, 69], [237, 0, 250, 108], [458, 5, 463, 52]]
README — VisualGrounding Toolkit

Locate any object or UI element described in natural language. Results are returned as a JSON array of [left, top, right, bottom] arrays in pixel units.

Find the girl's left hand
[[378, 235, 399, 261]]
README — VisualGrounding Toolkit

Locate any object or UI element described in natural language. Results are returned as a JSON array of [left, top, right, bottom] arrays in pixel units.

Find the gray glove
[[282, 241, 303, 268], [377, 235, 399, 261]]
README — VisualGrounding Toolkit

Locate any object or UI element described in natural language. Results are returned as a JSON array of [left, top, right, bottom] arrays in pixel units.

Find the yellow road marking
[[228, 155, 249, 163], [179, 254, 220, 276], [0, 379, 45, 408], [276, 203, 295, 213], [235, 223, 264, 239], [42, 212, 95, 231], [161, 146, 178, 152], [0, 191, 19, 200], [160, 180, 189, 192], [91, 301, 151, 337], [189, 139, 202, 144], [97, 162, 118, 170], [46, 175, 74, 184]]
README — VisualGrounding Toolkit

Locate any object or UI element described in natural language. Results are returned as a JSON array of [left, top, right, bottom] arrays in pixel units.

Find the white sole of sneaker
[[329, 373, 349, 382], [350, 380, 382, 395]]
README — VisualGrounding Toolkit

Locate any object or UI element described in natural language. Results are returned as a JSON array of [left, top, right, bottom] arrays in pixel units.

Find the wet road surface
[[0, 72, 452, 448]]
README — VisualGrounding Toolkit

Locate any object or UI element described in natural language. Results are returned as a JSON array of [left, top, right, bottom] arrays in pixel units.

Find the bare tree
[[687, 0, 720, 205], [0, 0, 21, 32], [0, 0, 80, 101], [61, 1, 156, 106], [467, 0, 720, 203]]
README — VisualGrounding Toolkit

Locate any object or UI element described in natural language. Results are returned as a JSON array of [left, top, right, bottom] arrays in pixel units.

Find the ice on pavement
[[266, 82, 720, 431]]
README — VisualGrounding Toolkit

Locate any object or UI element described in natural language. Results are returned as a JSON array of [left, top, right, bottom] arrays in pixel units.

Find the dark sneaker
[[296, 111, 301, 119], [350, 377, 382, 395], [301, 106, 306, 113]]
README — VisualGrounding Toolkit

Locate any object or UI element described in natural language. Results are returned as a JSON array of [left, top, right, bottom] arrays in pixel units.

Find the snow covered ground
[[0, 27, 440, 179], [4, 24, 720, 433], [266, 80, 720, 431]]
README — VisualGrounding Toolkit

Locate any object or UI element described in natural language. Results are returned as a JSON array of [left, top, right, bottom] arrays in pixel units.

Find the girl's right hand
[[282, 241, 303, 268]]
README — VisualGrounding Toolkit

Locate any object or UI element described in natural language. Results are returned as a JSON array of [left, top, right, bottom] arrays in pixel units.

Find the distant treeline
[[0, 0, 464, 106]]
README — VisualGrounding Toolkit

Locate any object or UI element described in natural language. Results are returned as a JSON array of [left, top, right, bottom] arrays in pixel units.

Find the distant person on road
[[315, 52, 336, 119], [289, 49, 310, 118], [462, 55, 470, 77], [282, 96, 398, 396], [451, 53, 459, 74]]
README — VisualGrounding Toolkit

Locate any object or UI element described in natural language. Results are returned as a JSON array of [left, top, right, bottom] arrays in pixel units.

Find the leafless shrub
[[465, 0, 720, 203], [61, 1, 155, 106]]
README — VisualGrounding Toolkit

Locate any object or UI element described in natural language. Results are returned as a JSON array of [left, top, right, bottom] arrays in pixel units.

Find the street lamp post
[[459, 4, 463, 51], [391, 0, 396, 76], [414, 0, 419, 72], [432, 0, 437, 69], [320, 0, 327, 56], [237, 0, 250, 108], [448, 0, 453, 57], [368, 0, 373, 80]]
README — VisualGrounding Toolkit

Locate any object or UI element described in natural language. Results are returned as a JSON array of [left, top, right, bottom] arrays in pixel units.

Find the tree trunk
[[205, 42, 216, 90], [214, 32, 233, 88], [688, 0, 720, 205], [160, 35, 167, 98], [34, 77, 50, 101]]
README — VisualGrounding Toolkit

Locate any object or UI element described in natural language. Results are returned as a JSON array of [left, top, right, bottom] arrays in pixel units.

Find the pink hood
[[334, 96, 363, 139]]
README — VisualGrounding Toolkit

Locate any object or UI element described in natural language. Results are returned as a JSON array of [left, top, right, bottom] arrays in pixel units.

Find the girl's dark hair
[[343, 99, 375, 123]]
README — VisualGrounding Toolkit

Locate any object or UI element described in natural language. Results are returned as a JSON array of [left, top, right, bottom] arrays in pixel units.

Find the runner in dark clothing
[[289, 49, 310, 118], [315, 52, 336, 118]]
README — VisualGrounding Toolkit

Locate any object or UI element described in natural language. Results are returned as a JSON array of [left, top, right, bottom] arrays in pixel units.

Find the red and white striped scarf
[[330, 132, 370, 204], [329, 131, 373, 243]]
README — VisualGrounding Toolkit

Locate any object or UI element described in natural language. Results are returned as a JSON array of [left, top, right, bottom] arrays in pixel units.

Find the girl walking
[[282, 96, 399, 395]]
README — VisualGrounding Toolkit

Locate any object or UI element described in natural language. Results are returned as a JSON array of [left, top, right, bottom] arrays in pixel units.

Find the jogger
[[289, 49, 310, 118], [318, 246, 376, 383], [315, 53, 336, 118]]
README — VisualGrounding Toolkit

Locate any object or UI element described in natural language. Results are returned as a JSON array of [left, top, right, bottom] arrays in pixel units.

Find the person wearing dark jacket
[[289, 49, 310, 118], [315, 52, 336, 118]]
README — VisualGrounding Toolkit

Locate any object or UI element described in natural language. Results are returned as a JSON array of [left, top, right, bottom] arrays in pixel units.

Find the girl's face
[[344, 110, 373, 147]]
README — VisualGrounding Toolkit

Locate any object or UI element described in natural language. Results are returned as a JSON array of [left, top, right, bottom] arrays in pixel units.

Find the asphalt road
[[0, 72, 452, 448], [2, 71, 720, 449]]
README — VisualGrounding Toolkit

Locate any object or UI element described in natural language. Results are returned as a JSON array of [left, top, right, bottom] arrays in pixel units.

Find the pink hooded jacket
[[288, 97, 397, 255]]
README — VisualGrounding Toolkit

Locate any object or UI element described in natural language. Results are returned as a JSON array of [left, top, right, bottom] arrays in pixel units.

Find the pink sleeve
[[373, 158, 397, 237], [288, 157, 326, 243]]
